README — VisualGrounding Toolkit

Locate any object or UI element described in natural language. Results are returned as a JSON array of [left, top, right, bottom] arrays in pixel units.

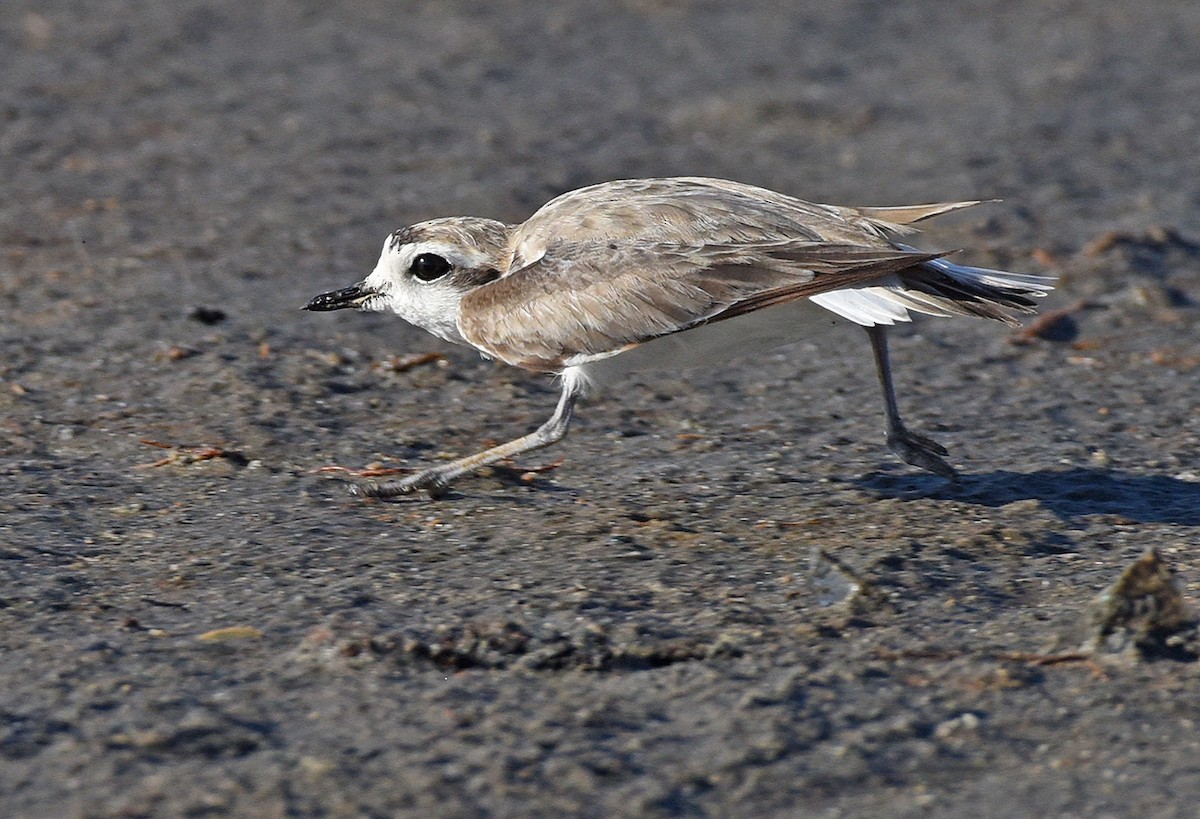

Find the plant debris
[[136, 439, 249, 469]]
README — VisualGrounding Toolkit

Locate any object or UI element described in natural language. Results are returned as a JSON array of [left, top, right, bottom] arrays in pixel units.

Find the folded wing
[[457, 239, 940, 370]]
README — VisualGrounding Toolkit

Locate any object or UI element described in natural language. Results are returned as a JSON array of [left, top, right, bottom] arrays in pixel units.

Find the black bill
[[303, 282, 377, 311]]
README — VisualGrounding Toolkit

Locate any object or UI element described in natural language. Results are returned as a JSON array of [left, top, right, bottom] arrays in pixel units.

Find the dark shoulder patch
[[458, 267, 503, 288]]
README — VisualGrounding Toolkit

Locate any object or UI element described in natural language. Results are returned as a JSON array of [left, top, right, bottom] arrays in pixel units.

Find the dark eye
[[410, 253, 451, 281]]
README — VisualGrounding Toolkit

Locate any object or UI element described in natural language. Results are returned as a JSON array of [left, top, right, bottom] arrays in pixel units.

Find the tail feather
[[891, 255, 1055, 326], [811, 249, 1055, 328], [854, 200, 994, 235], [925, 256, 1056, 294]]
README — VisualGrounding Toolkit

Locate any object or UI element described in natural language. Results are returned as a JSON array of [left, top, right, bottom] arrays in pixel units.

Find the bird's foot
[[351, 467, 451, 500], [886, 427, 958, 479]]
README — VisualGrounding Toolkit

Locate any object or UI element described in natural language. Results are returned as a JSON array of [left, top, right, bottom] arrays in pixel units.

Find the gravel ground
[[4, 1, 1200, 816]]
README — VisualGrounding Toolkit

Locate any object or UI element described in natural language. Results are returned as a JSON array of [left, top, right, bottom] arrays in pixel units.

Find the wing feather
[[457, 239, 935, 370]]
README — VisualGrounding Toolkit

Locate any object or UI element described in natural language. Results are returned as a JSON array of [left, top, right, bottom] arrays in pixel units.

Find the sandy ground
[[4, 1, 1200, 816]]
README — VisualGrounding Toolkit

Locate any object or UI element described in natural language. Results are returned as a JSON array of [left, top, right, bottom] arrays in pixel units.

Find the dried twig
[[136, 439, 247, 468]]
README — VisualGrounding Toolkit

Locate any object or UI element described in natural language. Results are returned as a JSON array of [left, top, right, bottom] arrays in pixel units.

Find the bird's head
[[304, 217, 512, 345]]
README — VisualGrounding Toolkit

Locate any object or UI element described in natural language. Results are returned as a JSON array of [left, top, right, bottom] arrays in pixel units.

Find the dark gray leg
[[865, 325, 957, 479]]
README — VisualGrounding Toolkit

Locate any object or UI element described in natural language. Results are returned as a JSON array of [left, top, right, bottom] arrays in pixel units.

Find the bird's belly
[[577, 298, 857, 386]]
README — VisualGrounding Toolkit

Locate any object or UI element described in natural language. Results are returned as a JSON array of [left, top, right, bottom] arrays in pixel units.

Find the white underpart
[[574, 297, 853, 388], [558, 363, 592, 398], [810, 283, 915, 325]]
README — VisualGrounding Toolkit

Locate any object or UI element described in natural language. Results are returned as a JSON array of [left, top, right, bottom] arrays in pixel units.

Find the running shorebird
[[305, 177, 1052, 498]]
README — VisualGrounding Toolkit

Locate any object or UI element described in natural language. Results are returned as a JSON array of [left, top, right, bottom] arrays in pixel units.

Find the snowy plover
[[305, 177, 1052, 498]]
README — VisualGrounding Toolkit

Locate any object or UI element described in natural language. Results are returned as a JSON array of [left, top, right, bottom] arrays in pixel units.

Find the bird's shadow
[[854, 467, 1200, 526]]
